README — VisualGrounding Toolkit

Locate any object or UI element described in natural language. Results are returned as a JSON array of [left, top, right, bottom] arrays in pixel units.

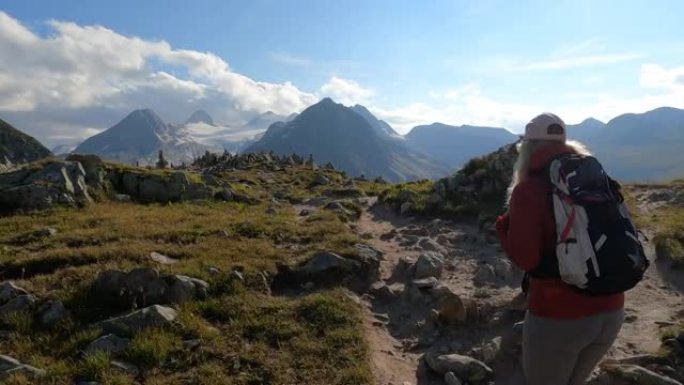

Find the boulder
[[0, 282, 29, 303], [100, 305, 178, 335], [414, 252, 444, 279], [0, 160, 94, 210], [424, 352, 493, 381], [0, 294, 35, 318], [88, 268, 209, 311], [38, 300, 68, 327], [84, 334, 131, 355], [272, 250, 380, 292]]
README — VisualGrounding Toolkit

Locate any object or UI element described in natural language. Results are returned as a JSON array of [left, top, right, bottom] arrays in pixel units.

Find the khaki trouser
[[522, 309, 624, 385]]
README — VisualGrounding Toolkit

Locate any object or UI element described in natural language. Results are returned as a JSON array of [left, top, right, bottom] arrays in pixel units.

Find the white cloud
[[320, 76, 375, 105], [0, 11, 317, 145], [373, 84, 540, 134]]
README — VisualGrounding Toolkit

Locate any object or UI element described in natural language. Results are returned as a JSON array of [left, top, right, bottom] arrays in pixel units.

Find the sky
[[0, 0, 683, 147]]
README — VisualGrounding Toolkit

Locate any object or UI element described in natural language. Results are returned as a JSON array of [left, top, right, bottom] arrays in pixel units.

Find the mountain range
[[3, 100, 684, 182], [247, 98, 447, 181]]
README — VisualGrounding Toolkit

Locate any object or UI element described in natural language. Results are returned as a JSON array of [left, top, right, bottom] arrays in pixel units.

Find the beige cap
[[524, 112, 566, 142]]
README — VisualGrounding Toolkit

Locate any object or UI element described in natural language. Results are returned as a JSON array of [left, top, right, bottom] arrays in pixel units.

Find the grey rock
[[414, 252, 444, 279], [112, 193, 132, 202], [444, 371, 463, 385], [412, 277, 440, 289], [0, 355, 21, 371], [473, 264, 496, 286], [0, 281, 29, 303], [100, 305, 178, 335], [38, 300, 68, 327], [111, 360, 140, 376], [0, 294, 35, 318], [424, 352, 493, 381], [183, 339, 201, 350], [399, 201, 413, 216], [0, 354, 45, 379], [418, 238, 442, 252], [85, 334, 131, 355], [312, 174, 330, 186], [150, 251, 177, 264]]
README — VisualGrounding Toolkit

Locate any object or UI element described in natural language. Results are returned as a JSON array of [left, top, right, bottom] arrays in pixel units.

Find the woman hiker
[[495, 112, 625, 385]]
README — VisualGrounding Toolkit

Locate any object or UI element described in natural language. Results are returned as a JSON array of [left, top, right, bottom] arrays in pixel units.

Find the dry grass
[[0, 175, 374, 384]]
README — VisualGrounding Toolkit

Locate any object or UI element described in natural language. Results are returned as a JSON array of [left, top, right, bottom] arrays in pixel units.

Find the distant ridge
[[0, 118, 52, 166]]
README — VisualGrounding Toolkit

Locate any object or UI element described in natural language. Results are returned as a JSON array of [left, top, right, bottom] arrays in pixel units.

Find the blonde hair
[[507, 139, 590, 203]]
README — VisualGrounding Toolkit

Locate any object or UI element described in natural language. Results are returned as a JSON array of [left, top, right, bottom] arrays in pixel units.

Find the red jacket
[[496, 143, 624, 319]]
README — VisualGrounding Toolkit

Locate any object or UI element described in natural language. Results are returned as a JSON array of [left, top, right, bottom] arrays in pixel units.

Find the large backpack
[[533, 153, 649, 295]]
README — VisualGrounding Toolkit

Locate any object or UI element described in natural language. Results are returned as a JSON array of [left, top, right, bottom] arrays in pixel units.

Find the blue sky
[[0, 0, 683, 144]]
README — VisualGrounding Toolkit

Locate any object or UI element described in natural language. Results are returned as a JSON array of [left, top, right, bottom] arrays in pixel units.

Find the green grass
[[0, 164, 379, 384]]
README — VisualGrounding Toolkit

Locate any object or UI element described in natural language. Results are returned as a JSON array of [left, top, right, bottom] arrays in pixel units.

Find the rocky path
[[349, 197, 684, 385]]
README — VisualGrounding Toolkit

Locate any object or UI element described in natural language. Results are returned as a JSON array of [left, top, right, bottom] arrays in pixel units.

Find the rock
[[418, 238, 442, 252], [299, 209, 311, 216], [399, 201, 413, 216], [150, 251, 177, 264], [112, 193, 132, 202], [111, 360, 140, 376], [473, 264, 496, 286], [355, 243, 383, 262], [271, 250, 379, 292], [604, 364, 683, 385], [0, 281, 29, 303], [0, 355, 21, 371], [424, 352, 493, 381], [370, 282, 397, 301], [0, 355, 45, 379], [414, 252, 444, 279], [183, 339, 201, 350], [312, 174, 330, 186], [444, 372, 463, 385], [38, 300, 68, 327], [412, 277, 440, 289], [472, 336, 502, 364], [84, 334, 131, 355], [0, 294, 35, 318], [88, 268, 208, 311], [434, 287, 467, 323], [101, 305, 178, 335]]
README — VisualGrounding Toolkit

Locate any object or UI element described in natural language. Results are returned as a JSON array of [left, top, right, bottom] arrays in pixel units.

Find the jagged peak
[[185, 109, 214, 126]]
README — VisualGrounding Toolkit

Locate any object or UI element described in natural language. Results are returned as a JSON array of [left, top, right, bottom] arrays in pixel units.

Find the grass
[[626, 181, 684, 266], [0, 164, 380, 384]]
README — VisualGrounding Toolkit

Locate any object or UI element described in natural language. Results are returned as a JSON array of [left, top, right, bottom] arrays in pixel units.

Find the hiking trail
[[347, 196, 684, 385]]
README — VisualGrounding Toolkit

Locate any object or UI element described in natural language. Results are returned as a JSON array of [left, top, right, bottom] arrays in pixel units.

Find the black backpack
[[530, 153, 649, 296]]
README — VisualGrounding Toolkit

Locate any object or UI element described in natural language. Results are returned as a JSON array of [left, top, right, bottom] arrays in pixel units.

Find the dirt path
[[350, 196, 684, 385]]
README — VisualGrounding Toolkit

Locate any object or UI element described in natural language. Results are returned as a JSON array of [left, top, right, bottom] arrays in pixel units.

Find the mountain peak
[[185, 109, 214, 126]]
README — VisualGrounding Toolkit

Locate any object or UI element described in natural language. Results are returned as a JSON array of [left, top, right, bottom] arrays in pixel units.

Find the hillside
[[1, 149, 682, 385], [0, 118, 52, 168], [246, 98, 447, 182], [405, 123, 516, 169]]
